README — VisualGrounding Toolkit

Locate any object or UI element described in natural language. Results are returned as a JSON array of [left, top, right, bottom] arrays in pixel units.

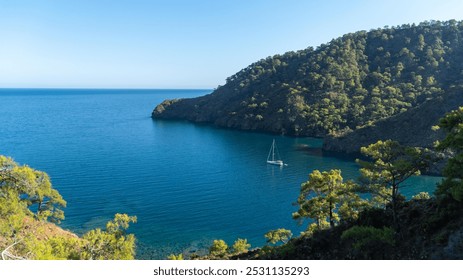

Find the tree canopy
[[436, 107, 463, 201], [81, 214, 137, 260], [264, 228, 293, 245], [357, 140, 431, 229], [0, 156, 66, 224], [293, 169, 367, 233]]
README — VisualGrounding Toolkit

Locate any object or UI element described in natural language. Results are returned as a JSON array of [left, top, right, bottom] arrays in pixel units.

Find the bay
[[0, 89, 441, 259]]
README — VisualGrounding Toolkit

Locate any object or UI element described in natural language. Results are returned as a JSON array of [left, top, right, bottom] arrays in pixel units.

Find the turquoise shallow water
[[0, 89, 442, 259]]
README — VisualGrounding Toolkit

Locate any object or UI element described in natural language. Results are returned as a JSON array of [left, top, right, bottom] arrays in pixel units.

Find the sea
[[0, 88, 442, 259]]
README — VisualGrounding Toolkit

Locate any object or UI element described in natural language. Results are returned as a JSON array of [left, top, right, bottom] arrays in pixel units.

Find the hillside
[[153, 20, 463, 137], [323, 91, 463, 153], [0, 217, 81, 260], [233, 198, 463, 260]]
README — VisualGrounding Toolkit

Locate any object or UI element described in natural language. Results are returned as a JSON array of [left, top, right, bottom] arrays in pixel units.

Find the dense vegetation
[[154, 20, 463, 137], [323, 92, 463, 157], [0, 157, 136, 260]]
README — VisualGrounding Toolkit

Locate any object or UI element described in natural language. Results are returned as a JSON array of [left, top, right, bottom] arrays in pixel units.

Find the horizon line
[[0, 87, 214, 91]]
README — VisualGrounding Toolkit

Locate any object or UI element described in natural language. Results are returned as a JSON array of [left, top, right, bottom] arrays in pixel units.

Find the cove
[[0, 89, 441, 259]]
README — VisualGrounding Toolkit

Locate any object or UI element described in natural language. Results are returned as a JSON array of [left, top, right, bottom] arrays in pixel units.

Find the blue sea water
[[0, 89, 442, 259]]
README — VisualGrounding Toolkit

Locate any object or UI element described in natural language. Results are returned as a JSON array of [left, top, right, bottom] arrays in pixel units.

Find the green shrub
[[232, 238, 251, 254], [209, 239, 228, 257]]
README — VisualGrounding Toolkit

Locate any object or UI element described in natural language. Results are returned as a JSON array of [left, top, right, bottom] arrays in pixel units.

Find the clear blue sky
[[1, 0, 462, 89]]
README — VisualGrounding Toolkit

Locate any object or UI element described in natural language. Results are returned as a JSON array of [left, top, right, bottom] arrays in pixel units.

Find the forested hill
[[153, 20, 463, 137]]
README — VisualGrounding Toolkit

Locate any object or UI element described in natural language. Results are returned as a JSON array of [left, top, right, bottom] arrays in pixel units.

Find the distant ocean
[[0, 89, 441, 259]]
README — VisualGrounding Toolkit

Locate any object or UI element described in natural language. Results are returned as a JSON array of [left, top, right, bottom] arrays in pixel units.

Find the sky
[[1, 0, 463, 89]]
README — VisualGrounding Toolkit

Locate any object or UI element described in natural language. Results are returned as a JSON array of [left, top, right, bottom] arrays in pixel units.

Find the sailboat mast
[[272, 139, 275, 161], [266, 139, 284, 166]]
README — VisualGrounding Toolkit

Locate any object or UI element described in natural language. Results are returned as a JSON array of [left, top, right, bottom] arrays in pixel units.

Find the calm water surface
[[0, 89, 441, 258]]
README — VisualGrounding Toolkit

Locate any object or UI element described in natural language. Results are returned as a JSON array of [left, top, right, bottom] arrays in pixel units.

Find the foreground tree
[[81, 214, 137, 260], [264, 228, 293, 245], [293, 169, 367, 233], [0, 189, 28, 240], [231, 238, 251, 254], [0, 156, 66, 224], [357, 140, 430, 230], [435, 107, 463, 201], [28, 172, 66, 223], [209, 239, 228, 257]]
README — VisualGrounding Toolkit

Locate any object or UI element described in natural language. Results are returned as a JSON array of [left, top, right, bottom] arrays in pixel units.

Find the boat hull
[[267, 160, 283, 166]]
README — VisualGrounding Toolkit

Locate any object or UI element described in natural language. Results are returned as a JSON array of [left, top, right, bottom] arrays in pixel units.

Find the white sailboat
[[267, 139, 284, 166]]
